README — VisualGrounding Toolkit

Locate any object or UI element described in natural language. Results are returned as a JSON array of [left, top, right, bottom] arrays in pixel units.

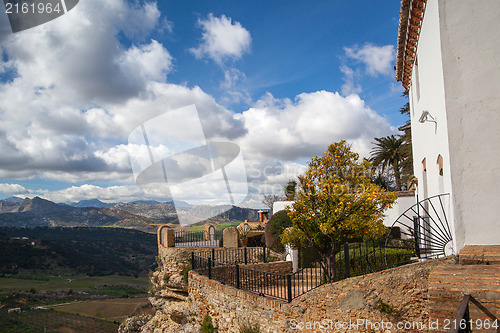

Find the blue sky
[[0, 0, 406, 207]]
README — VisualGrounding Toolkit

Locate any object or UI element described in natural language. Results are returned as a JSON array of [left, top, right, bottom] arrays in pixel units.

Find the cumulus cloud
[[0, 1, 395, 206], [0, 0, 218, 182], [236, 91, 393, 161], [344, 44, 395, 77], [0, 183, 29, 195], [190, 14, 251, 65], [42, 184, 144, 203]]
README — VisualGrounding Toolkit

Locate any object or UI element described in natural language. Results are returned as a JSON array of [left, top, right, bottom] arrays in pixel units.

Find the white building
[[396, 0, 500, 252]]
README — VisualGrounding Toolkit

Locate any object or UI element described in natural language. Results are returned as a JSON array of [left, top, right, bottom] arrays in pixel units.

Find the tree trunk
[[393, 160, 402, 191], [321, 246, 337, 282]]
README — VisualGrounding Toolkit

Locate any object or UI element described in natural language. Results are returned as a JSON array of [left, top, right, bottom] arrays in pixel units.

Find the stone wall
[[122, 245, 457, 333], [188, 256, 457, 332]]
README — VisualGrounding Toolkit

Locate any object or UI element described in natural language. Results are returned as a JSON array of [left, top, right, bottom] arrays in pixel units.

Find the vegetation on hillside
[[0, 227, 157, 276]]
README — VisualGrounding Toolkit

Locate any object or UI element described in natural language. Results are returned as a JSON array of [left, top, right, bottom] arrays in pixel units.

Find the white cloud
[[237, 91, 393, 161], [340, 65, 362, 96], [344, 44, 395, 76], [190, 14, 251, 65], [219, 68, 252, 105], [119, 40, 173, 84], [0, 2, 396, 206], [42, 184, 144, 203], [0, 183, 29, 195]]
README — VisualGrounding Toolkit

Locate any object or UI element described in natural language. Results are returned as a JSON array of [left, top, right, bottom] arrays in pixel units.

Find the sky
[[0, 0, 407, 208]]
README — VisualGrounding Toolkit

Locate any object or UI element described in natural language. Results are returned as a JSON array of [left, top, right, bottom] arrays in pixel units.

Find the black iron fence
[[193, 246, 282, 265], [335, 238, 414, 280], [192, 249, 327, 302], [192, 238, 414, 302], [174, 229, 222, 247]]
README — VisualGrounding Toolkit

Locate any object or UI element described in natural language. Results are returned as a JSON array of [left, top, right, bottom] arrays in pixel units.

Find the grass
[[0, 309, 119, 333], [53, 297, 150, 321], [0, 274, 148, 292], [186, 220, 241, 232], [0, 274, 149, 309], [334, 244, 413, 279]]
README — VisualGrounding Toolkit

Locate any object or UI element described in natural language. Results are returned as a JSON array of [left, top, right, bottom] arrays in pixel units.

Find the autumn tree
[[280, 141, 396, 281]]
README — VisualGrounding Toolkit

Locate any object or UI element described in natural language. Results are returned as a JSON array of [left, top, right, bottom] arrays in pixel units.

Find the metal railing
[[192, 249, 327, 302], [384, 193, 453, 261], [192, 237, 415, 302], [193, 246, 279, 265], [450, 295, 499, 333], [335, 239, 414, 280], [174, 229, 222, 247]]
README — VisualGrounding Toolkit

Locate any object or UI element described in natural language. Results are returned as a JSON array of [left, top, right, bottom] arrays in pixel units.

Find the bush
[[268, 210, 292, 252], [201, 314, 215, 333]]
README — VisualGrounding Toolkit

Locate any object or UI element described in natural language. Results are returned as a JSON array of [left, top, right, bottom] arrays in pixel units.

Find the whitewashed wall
[[408, 0, 500, 250], [382, 194, 416, 229], [438, 0, 500, 247], [272, 201, 295, 214]]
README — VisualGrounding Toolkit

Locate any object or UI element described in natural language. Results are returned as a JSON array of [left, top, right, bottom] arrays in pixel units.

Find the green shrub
[[163, 273, 170, 283], [201, 314, 215, 333], [377, 299, 394, 315], [268, 210, 292, 252]]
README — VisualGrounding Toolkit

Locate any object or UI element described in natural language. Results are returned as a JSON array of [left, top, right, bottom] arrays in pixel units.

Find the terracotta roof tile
[[395, 0, 427, 90]]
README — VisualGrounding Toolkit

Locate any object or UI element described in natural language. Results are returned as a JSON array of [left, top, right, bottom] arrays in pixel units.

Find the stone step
[[429, 264, 500, 332], [459, 245, 500, 265]]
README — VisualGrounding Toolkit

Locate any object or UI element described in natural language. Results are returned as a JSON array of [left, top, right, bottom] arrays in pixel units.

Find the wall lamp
[[418, 110, 437, 124]]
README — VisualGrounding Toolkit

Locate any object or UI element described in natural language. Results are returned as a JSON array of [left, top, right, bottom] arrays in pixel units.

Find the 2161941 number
[[5, 2, 62, 14]]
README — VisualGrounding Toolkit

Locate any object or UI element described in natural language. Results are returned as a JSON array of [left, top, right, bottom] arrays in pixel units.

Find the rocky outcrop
[[119, 247, 202, 333]]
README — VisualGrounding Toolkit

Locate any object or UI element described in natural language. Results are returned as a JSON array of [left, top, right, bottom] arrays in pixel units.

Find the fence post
[[244, 247, 248, 265], [413, 217, 421, 259], [236, 264, 240, 289], [287, 274, 292, 303], [263, 244, 267, 263], [208, 257, 212, 279], [344, 242, 350, 279], [191, 252, 195, 270], [212, 248, 215, 262]]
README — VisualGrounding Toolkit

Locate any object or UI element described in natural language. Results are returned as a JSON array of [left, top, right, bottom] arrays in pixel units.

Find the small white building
[[395, 0, 500, 251]]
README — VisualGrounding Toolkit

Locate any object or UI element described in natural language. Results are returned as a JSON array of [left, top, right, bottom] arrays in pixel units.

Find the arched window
[[436, 154, 444, 176]]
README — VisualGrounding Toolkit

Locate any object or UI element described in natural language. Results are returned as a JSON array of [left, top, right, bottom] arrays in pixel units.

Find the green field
[[0, 309, 120, 333], [0, 273, 150, 310], [53, 297, 151, 321], [186, 220, 241, 232], [0, 274, 148, 293]]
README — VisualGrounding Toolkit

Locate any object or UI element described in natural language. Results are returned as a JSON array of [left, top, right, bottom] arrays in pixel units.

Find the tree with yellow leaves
[[280, 141, 396, 281]]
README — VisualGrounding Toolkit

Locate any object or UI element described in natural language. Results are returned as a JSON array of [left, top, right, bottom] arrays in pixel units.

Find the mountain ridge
[[0, 197, 261, 232]]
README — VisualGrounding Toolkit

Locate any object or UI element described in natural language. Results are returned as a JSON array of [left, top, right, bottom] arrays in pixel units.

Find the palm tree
[[370, 135, 405, 191]]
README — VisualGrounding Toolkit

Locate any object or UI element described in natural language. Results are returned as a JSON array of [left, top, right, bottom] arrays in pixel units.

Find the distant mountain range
[[62, 198, 193, 209], [0, 197, 260, 233]]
